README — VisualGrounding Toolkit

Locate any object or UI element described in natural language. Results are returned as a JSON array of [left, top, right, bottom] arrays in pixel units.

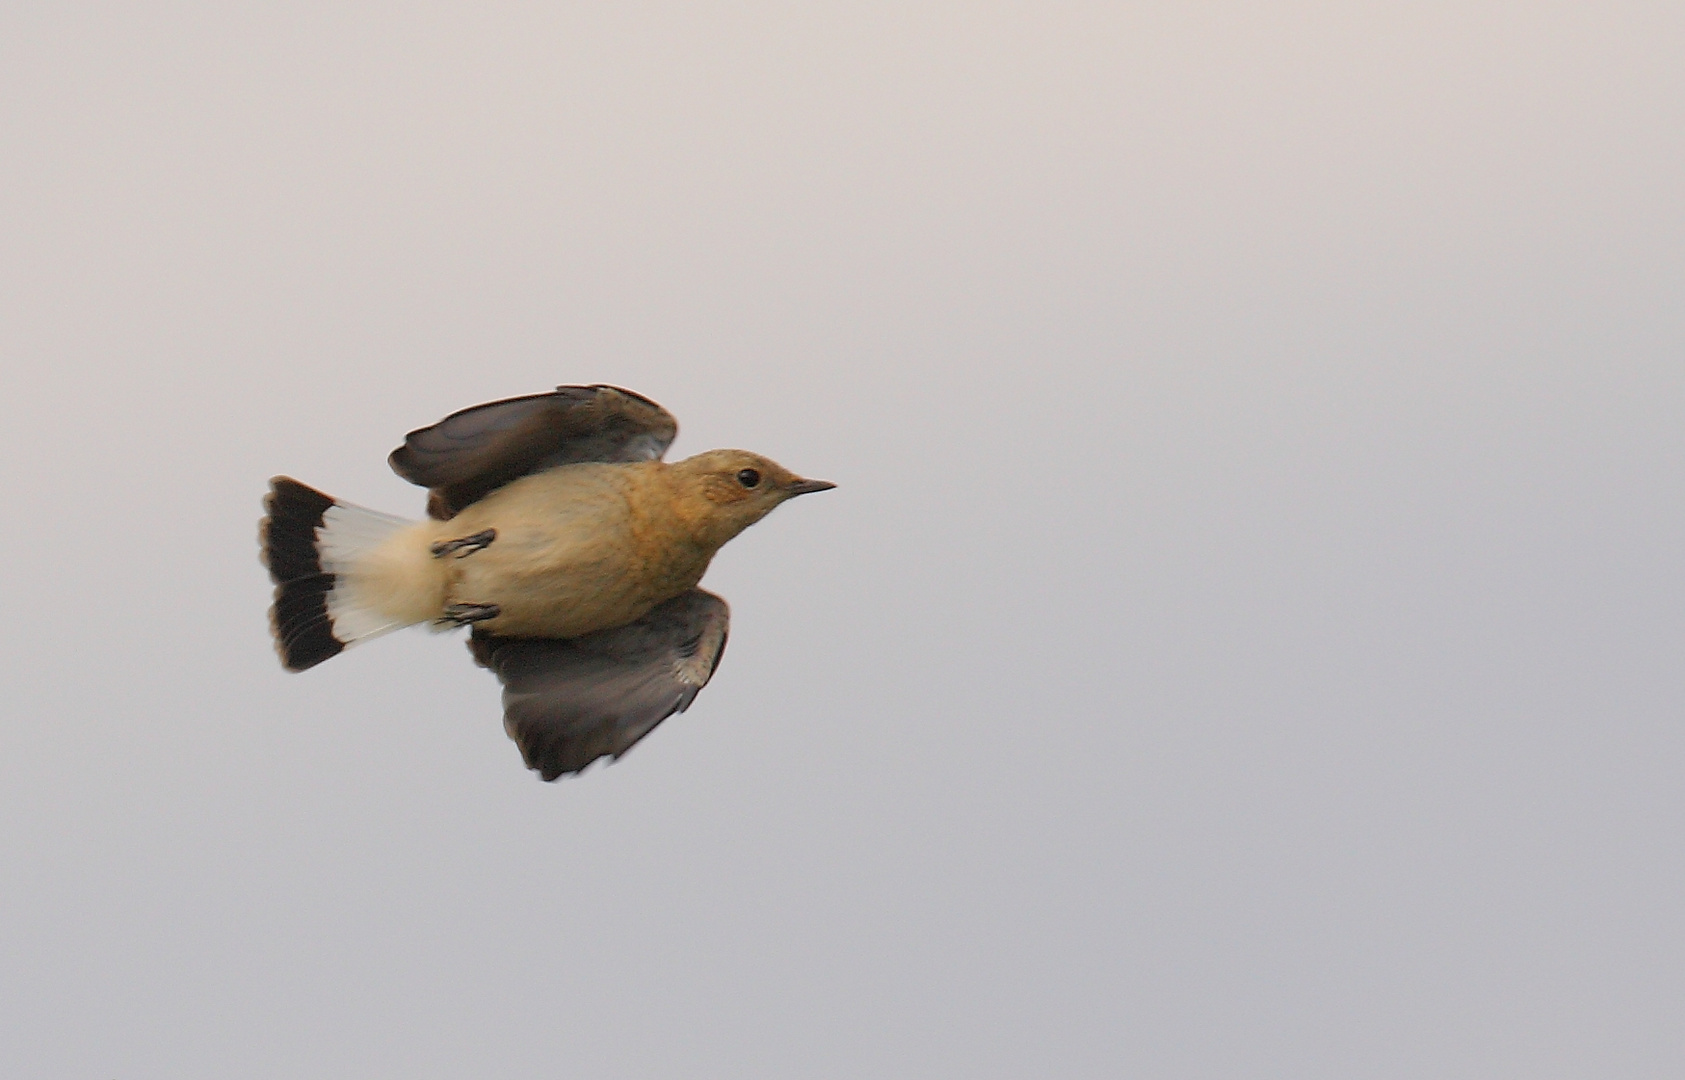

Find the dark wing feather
[[468, 590, 730, 781], [389, 384, 678, 518]]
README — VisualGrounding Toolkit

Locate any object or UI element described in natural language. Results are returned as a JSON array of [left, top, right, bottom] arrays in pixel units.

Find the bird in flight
[[259, 384, 834, 780]]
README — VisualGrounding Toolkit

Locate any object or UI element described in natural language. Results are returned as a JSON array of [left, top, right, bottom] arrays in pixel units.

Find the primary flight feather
[[259, 384, 834, 780]]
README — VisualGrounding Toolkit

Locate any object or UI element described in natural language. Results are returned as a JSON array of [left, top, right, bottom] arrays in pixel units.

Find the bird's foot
[[440, 602, 501, 626], [430, 529, 497, 559]]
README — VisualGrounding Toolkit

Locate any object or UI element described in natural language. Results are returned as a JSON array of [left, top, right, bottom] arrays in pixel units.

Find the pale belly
[[432, 467, 706, 638]]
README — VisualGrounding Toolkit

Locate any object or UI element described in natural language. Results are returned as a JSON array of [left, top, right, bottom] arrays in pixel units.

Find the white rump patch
[[315, 501, 436, 646]]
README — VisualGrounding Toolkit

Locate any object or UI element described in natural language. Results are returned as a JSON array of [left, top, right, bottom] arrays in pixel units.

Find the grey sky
[[2, 2, 1683, 1077]]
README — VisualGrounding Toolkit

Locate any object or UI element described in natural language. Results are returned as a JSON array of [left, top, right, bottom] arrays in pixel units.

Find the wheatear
[[260, 385, 834, 780]]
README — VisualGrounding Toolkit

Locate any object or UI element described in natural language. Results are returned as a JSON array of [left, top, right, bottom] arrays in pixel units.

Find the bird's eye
[[736, 468, 762, 488]]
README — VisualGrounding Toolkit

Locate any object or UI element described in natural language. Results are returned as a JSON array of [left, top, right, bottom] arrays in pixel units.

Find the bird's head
[[669, 449, 835, 547]]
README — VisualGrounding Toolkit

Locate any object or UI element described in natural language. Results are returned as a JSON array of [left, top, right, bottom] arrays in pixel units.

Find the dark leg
[[431, 529, 496, 558], [440, 602, 501, 626]]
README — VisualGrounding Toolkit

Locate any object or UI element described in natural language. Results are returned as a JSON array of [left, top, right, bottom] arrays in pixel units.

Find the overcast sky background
[[2, 2, 1683, 1077]]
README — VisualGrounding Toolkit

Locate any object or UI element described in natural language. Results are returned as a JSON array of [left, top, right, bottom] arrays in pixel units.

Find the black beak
[[785, 478, 837, 496]]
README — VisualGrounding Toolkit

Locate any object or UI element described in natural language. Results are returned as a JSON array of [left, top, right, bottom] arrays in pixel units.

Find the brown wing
[[468, 589, 731, 781], [389, 384, 678, 518]]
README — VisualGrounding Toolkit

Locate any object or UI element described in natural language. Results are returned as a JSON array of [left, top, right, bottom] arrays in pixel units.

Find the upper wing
[[468, 589, 731, 781], [389, 384, 679, 518]]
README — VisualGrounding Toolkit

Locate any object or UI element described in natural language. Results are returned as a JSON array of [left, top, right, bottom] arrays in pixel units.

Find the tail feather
[[271, 572, 339, 669], [261, 477, 419, 672]]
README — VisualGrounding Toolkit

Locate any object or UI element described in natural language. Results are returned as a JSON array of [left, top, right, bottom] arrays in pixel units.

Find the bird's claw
[[441, 602, 501, 626], [431, 529, 496, 559]]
